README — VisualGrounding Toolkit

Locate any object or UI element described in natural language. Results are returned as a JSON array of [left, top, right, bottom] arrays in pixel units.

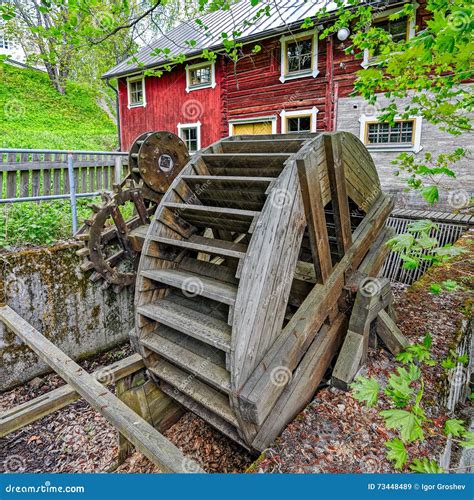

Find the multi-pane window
[[287, 37, 313, 74], [186, 62, 215, 92], [189, 65, 211, 87], [0, 35, 11, 49], [372, 17, 408, 56], [287, 116, 312, 133], [128, 78, 144, 106], [181, 127, 199, 153], [366, 120, 414, 145]]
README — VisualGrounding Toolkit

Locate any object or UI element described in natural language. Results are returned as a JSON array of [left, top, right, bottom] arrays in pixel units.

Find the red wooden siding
[[118, 60, 224, 151], [117, 2, 429, 151]]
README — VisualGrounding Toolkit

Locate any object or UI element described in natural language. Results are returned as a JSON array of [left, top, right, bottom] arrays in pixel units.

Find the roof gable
[[103, 0, 339, 79]]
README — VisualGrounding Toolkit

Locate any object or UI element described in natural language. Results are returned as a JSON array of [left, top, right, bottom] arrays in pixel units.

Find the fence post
[[115, 156, 123, 184], [67, 152, 78, 234]]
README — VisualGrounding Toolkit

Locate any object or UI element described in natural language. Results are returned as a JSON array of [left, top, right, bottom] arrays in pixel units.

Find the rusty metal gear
[[76, 131, 189, 290]]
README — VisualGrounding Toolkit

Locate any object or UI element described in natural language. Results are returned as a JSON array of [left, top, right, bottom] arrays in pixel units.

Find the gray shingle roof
[[102, 0, 339, 79]]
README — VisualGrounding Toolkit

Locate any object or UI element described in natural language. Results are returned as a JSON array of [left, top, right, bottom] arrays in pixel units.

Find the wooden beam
[[296, 138, 332, 283], [324, 133, 352, 256], [0, 353, 144, 438], [376, 309, 409, 355], [0, 306, 203, 473]]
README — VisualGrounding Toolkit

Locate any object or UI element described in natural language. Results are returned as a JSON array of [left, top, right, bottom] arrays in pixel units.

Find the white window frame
[[359, 114, 423, 153], [127, 75, 146, 109], [177, 121, 202, 153], [279, 29, 319, 83], [185, 61, 216, 93], [361, 2, 418, 68], [0, 34, 11, 50], [228, 115, 278, 136], [280, 107, 318, 133]]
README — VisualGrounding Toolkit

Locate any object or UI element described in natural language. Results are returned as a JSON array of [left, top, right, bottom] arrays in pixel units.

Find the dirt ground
[[0, 232, 472, 474]]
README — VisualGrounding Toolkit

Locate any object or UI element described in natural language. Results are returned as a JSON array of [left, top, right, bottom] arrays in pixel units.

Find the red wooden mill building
[[103, 0, 470, 210]]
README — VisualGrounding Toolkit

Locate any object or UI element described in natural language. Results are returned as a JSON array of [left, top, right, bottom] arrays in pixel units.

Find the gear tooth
[[88, 204, 102, 213]]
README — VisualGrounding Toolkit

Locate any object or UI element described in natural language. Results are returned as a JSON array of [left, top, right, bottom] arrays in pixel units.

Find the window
[[362, 2, 417, 67], [280, 107, 318, 133], [0, 35, 11, 50], [178, 122, 201, 153], [359, 115, 423, 152], [229, 116, 277, 136], [127, 76, 146, 108], [185, 62, 216, 92], [279, 30, 319, 83], [366, 120, 414, 145]]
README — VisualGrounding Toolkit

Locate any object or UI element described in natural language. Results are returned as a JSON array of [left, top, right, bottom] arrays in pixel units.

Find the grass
[[0, 62, 120, 248], [0, 62, 117, 150]]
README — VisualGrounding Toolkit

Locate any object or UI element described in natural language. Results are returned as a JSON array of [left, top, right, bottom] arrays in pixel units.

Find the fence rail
[[0, 148, 129, 233]]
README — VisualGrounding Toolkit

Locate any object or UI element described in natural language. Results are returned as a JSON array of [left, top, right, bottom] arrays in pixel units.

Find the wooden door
[[233, 121, 273, 136]]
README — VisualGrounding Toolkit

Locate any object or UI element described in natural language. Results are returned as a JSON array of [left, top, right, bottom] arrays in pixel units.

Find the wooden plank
[[141, 269, 238, 305], [137, 299, 231, 352], [376, 309, 409, 355], [0, 306, 203, 473], [0, 353, 144, 437], [148, 359, 237, 426], [252, 315, 347, 450], [296, 138, 332, 283], [331, 330, 365, 391], [324, 133, 352, 256], [141, 334, 231, 393]]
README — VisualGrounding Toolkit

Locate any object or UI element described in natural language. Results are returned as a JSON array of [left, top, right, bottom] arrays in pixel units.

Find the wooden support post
[[296, 145, 332, 283], [0, 306, 203, 473], [116, 370, 185, 465], [332, 277, 391, 390], [324, 133, 352, 257], [376, 309, 409, 355]]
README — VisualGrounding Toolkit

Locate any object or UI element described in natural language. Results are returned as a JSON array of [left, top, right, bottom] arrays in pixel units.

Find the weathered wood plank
[[377, 309, 409, 355], [0, 306, 203, 473], [0, 352, 144, 437]]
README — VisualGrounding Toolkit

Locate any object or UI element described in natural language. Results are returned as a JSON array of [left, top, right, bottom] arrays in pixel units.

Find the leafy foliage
[[352, 334, 471, 471], [0, 63, 116, 150], [410, 458, 445, 474], [350, 376, 380, 407], [385, 438, 408, 469]]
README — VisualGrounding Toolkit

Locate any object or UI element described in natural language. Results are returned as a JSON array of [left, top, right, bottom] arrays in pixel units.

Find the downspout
[[106, 78, 122, 151]]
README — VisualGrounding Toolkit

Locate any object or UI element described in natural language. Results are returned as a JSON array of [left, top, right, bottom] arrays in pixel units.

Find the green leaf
[[421, 186, 439, 204], [410, 458, 444, 473], [459, 432, 474, 449], [385, 438, 408, 469], [441, 357, 456, 370], [441, 279, 459, 291], [423, 333, 432, 349], [385, 366, 417, 407], [380, 409, 424, 443], [351, 376, 380, 407], [444, 419, 465, 437], [396, 351, 414, 364]]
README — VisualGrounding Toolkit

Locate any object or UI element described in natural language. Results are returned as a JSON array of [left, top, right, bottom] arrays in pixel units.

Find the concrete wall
[[0, 243, 134, 390], [336, 91, 473, 211]]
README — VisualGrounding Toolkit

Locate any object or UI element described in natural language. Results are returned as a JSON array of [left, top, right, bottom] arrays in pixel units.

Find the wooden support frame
[[0, 306, 203, 473], [0, 353, 144, 438]]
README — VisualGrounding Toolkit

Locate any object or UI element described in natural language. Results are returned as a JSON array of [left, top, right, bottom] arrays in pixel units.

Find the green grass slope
[[0, 62, 117, 150]]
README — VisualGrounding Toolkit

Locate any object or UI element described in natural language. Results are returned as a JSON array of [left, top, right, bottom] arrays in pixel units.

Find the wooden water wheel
[[134, 132, 397, 451]]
